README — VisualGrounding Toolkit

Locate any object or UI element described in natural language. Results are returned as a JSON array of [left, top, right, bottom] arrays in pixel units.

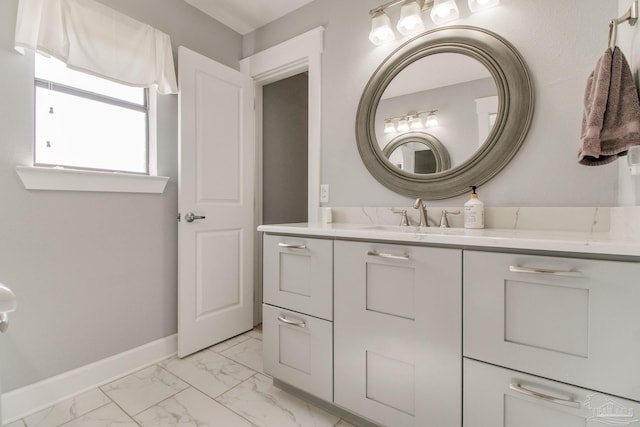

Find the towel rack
[[609, 0, 638, 48]]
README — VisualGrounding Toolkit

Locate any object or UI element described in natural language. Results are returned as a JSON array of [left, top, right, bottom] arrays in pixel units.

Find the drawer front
[[262, 304, 333, 402], [263, 234, 333, 320], [464, 250, 640, 401], [334, 241, 462, 427], [464, 358, 640, 427]]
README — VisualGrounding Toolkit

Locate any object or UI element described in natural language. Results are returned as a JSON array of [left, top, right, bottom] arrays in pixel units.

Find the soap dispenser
[[464, 186, 484, 229]]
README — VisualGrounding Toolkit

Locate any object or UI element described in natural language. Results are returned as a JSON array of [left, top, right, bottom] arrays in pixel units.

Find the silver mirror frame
[[356, 26, 534, 199], [382, 131, 451, 173]]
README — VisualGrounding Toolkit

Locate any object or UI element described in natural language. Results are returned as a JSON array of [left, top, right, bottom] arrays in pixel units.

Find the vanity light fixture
[[369, 0, 500, 45]]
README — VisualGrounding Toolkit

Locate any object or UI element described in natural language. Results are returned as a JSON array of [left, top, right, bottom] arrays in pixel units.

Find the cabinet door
[[262, 304, 333, 401], [334, 241, 462, 427], [263, 234, 333, 320], [464, 251, 640, 402], [464, 358, 640, 427]]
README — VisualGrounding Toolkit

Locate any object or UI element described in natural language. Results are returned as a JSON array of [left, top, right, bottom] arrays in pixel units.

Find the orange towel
[[579, 47, 640, 166]]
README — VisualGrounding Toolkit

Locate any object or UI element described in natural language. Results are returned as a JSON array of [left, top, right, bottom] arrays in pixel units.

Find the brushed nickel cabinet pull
[[277, 315, 306, 328], [367, 251, 410, 261], [278, 243, 307, 250], [509, 383, 581, 408], [509, 265, 582, 277]]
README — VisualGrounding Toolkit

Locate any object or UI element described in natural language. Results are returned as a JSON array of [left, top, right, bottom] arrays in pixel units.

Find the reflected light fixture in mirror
[[368, 0, 500, 45], [384, 110, 439, 134], [409, 115, 424, 130], [397, 117, 410, 132], [383, 120, 396, 133], [425, 111, 439, 127]]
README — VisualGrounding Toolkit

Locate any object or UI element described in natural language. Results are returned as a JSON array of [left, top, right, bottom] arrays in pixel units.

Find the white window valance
[[15, 0, 178, 94]]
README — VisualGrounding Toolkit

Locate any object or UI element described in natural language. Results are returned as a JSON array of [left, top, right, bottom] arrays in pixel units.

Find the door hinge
[[177, 212, 181, 222]]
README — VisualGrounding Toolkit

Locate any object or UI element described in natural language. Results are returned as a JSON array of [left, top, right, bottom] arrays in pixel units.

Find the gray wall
[[263, 73, 309, 225], [244, 0, 621, 208], [0, 0, 241, 392]]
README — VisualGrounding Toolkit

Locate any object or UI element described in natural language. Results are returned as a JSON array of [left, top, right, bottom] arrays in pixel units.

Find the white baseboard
[[1, 334, 177, 424]]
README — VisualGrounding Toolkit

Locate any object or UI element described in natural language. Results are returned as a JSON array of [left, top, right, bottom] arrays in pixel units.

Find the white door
[[177, 46, 255, 357]]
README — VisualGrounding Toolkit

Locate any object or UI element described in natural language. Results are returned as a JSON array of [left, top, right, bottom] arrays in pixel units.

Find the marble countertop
[[257, 222, 640, 258]]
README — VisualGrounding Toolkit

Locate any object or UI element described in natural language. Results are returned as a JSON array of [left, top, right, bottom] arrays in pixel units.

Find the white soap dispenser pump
[[464, 186, 484, 229]]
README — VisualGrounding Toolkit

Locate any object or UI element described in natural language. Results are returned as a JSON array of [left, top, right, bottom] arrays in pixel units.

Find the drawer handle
[[277, 315, 306, 328], [509, 383, 581, 408], [509, 265, 582, 278], [367, 251, 410, 261], [278, 243, 307, 250]]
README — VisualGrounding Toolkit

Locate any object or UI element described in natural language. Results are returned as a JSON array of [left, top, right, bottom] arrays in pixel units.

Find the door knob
[[185, 212, 206, 223]]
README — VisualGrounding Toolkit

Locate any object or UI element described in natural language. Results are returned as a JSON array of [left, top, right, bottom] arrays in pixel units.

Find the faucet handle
[[440, 210, 460, 228], [392, 209, 410, 226]]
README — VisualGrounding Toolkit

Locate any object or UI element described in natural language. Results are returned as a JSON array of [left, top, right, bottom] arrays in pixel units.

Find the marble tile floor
[[5, 327, 355, 427]]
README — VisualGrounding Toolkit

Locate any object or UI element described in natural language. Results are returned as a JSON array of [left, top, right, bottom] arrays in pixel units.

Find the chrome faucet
[[413, 198, 429, 227]]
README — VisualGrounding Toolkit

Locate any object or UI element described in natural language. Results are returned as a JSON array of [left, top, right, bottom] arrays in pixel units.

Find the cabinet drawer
[[263, 234, 333, 320], [464, 358, 640, 427], [262, 304, 333, 402], [464, 251, 640, 401]]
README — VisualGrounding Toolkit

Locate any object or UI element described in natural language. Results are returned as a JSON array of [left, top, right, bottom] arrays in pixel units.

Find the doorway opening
[[262, 72, 309, 225]]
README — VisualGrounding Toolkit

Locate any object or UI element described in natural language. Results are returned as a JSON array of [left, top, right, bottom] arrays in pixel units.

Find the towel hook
[[609, 19, 618, 49]]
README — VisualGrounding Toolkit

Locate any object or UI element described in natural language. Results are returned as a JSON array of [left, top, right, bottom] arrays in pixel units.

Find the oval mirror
[[356, 26, 534, 199]]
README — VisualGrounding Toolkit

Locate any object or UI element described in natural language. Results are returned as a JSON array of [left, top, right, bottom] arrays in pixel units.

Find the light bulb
[[468, 0, 499, 12], [409, 115, 424, 129], [425, 112, 439, 127], [430, 0, 460, 24], [383, 120, 396, 133], [369, 10, 395, 45], [397, 0, 425, 36], [397, 118, 410, 132]]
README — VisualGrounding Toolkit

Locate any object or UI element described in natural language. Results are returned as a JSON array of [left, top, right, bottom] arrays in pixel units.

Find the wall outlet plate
[[320, 184, 329, 202]]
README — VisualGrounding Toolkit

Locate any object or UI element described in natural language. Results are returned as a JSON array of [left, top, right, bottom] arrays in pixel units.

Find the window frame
[[17, 54, 168, 194]]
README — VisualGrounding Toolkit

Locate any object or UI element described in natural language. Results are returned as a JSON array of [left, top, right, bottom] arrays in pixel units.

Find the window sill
[[16, 166, 169, 194]]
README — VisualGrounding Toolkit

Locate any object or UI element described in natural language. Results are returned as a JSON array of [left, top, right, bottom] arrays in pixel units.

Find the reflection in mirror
[[375, 53, 498, 173], [382, 132, 450, 174]]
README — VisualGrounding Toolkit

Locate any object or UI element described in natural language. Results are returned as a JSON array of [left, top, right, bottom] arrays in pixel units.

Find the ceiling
[[184, 0, 314, 35]]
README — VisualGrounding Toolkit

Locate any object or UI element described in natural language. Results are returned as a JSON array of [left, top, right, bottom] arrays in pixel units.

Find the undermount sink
[[361, 225, 466, 235]]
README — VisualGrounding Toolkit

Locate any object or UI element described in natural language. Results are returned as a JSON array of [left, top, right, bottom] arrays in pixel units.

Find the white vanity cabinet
[[333, 241, 462, 427], [464, 250, 640, 402], [262, 234, 334, 401], [260, 224, 640, 427]]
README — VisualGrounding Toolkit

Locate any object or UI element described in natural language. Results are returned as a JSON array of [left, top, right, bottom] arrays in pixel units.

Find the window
[[34, 54, 150, 174]]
